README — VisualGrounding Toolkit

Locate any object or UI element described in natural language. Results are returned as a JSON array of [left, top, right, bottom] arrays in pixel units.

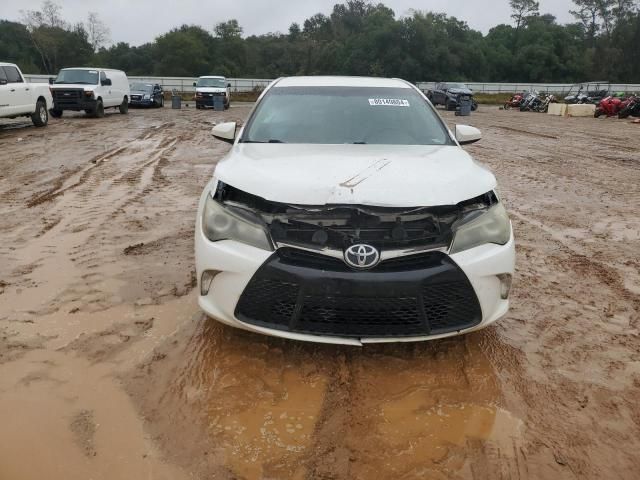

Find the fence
[[23, 75, 274, 93], [415, 82, 640, 95], [24, 74, 640, 95]]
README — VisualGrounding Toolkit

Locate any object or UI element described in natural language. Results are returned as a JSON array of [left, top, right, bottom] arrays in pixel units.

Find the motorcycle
[[534, 93, 557, 113], [594, 94, 627, 117], [618, 95, 640, 119], [564, 82, 610, 105], [503, 92, 525, 110], [520, 91, 541, 111]]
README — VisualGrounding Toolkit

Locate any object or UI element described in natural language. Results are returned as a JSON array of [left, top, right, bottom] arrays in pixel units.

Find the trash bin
[[213, 96, 225, 111], [172, 94, 181, 109], [456, 95, 472, 116]]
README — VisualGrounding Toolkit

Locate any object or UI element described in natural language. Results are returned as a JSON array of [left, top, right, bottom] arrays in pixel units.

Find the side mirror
[[48, 77, 54, 85], [101, 78, 112, 86], [0, 79, 7, 86], [455, 125, 482, 145], [211, 122, 237, 144], [193, 82, 197, 87]]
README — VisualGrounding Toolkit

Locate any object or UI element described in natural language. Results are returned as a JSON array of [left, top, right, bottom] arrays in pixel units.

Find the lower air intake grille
[[234, 248, 482, 338]]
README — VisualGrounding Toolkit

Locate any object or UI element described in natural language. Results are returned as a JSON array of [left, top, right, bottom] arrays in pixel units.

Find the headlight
[[450, 202, 511, 254], [143, 94, 150, 100], [202, 194, 273, 251]]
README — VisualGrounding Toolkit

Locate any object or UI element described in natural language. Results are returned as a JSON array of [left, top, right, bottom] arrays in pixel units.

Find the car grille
[[131, 95, 143, 101], [235, 248, 482, 338], [197, 93, 225, 106], [51, 89, 84, 107]]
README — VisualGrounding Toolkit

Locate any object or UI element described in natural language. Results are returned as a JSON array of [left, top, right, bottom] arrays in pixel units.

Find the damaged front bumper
[[195, 185, 515, 345]]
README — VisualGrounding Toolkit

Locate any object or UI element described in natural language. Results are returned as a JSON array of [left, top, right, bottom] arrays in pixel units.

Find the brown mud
[[0, 104, 638, 479]]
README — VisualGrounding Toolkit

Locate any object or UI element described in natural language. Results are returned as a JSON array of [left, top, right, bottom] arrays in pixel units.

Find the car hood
[[197, 87, 227, 93], [214, 144, 496, 207], [51, 84, 98, 90], [447, 87, 473, 96], [130, 89, 152, 95]]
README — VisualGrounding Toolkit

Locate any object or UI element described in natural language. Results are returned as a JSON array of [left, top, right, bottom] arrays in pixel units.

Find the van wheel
[[119, 97, 129, 114], [50, 108, 63, 118], [94, 100, 105, 118], [32, 100, 49, 127]]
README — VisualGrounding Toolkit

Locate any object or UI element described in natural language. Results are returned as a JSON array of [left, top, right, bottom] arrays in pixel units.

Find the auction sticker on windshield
[[368, 98, 410, 107]]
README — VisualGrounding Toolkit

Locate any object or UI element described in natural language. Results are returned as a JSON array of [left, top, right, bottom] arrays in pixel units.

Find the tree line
[[1, 0, 639, 83]]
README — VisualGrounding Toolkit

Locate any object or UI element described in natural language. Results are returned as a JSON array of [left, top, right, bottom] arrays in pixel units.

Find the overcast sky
[[0, 0, 576, 46]]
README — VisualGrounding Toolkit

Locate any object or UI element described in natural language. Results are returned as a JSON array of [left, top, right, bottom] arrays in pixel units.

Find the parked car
[[427, 82, 478, 111], [49, 68, 130, 118], [193, 76, 231, 109], [0, 62, 52, 127], [129, 82, 164, 107], [196, 76, 515, 345]]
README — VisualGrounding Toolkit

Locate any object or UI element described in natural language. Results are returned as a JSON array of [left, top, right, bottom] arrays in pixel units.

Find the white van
[[49, 68, 130, 118], [193, 76, 231, 110]]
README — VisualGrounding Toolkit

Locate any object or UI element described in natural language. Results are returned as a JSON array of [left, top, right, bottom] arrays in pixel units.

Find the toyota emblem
[[344, 244, 380, 269]]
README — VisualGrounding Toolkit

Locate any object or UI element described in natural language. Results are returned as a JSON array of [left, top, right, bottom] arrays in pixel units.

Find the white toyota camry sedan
[[195, 76, 515, 346]]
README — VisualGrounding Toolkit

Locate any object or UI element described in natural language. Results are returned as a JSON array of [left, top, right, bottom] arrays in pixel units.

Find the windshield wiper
[[242, 139, 285, 144]]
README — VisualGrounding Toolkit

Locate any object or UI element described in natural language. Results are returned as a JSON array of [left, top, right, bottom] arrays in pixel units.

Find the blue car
[[129, 82, 164, 108]]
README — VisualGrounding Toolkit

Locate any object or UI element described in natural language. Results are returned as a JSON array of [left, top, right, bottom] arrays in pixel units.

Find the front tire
[[94, 100, 105, 118], [50, 108, 63, 118], [618, 107, 630, 119], [119, 97, 128, 114], [31, 100, 48, 127], [594, 108, 603, 118]]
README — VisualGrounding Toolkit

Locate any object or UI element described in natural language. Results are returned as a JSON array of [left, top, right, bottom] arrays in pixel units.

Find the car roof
[[200, 76, 226, 79], [60, 67, 125, 73], [0, 62, 18, 67], [275, 76, 412, 88]]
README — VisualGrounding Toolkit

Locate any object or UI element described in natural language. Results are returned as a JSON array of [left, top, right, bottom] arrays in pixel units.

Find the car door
[[0, 67, 10, 116], [3, 66, 30, 114], [99, 71, 114, 106]]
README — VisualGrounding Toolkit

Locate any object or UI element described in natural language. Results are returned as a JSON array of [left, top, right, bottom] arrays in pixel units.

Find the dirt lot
[[0, 103, 638, 480]]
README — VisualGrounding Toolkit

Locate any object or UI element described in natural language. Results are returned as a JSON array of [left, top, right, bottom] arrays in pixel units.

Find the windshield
[[447, 83, 468, 89], [54, 69, 99, 85], [131, 83, 153, 92], [241, 86, 452, 145], [197, 78, 226, 88]]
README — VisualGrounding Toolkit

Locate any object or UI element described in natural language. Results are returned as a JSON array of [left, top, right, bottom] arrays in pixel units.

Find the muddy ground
[[0, 103, 638, 480]]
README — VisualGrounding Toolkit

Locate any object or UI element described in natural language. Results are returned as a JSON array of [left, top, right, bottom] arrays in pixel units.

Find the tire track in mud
[[4, 122, 186, 315]]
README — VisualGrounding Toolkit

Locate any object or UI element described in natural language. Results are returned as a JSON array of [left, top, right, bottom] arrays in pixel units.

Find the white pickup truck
[[0, 62, 53, 127]]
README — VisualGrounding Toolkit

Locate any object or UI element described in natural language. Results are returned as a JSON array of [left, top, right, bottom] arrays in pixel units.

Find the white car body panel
[[0, 62, 53, 119], [215, 144, 496, 207]]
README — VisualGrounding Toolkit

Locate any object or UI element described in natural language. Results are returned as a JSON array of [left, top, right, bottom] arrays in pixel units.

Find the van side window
[[3, 66, 23, 84], [100, 71, 107, 83], [0, 68, 8, 84]]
